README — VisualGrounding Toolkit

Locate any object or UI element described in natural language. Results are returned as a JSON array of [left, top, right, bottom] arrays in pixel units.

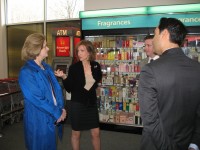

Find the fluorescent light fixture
[[148, 4, 200, 14], [79, 4, 200, 18], [80, 7, 147, 18]]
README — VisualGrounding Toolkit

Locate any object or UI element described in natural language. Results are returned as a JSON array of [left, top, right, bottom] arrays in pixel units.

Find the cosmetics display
[[80, 6, 200, 131], [182, 35, 200, 62], [86, 35, 146, 127], [86, 34, 200, 127]]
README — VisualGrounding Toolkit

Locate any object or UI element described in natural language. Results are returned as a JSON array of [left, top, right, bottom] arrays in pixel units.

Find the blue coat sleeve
[[19, 67, 62, 120]]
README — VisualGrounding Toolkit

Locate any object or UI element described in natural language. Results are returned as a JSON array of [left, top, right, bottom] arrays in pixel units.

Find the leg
[[71, 130, 81, 150], [90, 128, 100, 150]]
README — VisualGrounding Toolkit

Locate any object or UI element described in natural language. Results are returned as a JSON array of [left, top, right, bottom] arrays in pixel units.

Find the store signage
[[52, 27, 81, 37], [56, 37, 70, 57], [76, 31, 81, 37], [82, 13, 200, 30], [57, 30, 68, 36]]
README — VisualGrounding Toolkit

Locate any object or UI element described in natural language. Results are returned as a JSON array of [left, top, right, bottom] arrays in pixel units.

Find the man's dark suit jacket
[[138, 48, 200, 150], [139, 57, 149, 70], [62, 61, 102, 105]]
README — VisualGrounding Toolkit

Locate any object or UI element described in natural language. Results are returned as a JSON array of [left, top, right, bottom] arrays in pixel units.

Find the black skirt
[[69, 101, 99, 131]]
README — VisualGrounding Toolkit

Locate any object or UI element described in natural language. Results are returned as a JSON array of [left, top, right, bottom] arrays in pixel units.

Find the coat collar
[[26, 60, 48, 71], [161, 47, 184, 57], [79, 61, 98, 71]]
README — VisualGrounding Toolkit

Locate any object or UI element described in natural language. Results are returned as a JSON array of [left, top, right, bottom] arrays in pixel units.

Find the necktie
[[150, 59, 154, 63]]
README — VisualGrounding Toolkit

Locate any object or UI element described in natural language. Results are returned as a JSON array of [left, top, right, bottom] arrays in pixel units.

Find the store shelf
[[0, 79, 24, 128], [83, 34, 145, 132], [100, 122, 142, 134], [100, 121, 143, 128], [84, 27, 200, 133]]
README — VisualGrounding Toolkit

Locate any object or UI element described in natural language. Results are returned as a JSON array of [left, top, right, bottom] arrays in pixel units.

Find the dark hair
[[75, 40, 96, 61], [158, 17, 187, 46], [144, 35, 154, 41]]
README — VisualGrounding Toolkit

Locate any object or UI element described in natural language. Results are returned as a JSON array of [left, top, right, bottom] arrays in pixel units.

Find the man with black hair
[[138, 17, 200, 150]]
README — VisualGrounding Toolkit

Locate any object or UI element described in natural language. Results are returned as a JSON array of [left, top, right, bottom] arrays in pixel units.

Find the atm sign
[[56, 37, 70, 57]]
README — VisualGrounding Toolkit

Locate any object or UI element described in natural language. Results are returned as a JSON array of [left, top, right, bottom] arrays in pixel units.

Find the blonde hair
[[75, 40, 96, 61], [21, 33, 45, 61]]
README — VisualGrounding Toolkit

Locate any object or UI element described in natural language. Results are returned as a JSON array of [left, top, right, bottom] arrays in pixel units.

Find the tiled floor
[[0, 121, 142, 150]]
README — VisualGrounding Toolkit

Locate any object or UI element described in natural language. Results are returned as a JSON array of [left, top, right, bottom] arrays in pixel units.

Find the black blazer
[[138, 48, 200, 150], [63, 61, 102, 105]]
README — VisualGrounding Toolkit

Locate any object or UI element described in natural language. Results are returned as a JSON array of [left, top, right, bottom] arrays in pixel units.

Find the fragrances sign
[[82, 13, 200, 30], [56, 37, 70, 57]]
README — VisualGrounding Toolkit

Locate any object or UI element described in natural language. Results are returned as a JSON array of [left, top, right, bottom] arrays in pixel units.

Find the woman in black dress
[[55, 40, 102, 150]]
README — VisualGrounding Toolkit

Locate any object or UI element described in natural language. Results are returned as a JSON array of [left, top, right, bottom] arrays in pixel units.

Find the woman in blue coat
[[19, 33, 67, 150]]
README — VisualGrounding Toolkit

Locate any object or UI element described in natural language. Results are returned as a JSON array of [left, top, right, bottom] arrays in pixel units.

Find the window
[[47, 0, 84, 20], [6, 0, 84, 24], [6, 0, 44, 24], [7, 23, 43, 78]]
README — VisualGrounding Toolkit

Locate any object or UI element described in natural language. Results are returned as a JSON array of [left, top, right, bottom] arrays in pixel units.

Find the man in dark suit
[[138, 17, 200, 150]]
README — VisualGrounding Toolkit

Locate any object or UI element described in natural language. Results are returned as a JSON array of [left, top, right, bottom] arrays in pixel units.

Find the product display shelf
[[93, 36, 200, 133], [93, 40, 146, 129], [80, 8, 200, 133], [83, 34, 146, 132]]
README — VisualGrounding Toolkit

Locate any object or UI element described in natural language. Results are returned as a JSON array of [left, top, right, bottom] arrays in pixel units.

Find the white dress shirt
[[148, 55, 160, 63]]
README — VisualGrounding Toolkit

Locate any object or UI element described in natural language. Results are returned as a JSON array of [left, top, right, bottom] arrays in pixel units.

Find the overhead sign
[[52, 27, 81, 37], [82, 13, 200, 30]]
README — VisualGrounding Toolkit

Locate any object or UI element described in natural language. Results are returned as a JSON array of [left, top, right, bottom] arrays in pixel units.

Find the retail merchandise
[[85, 34, 200, 128], [86, 35, 146, 127], [80, 8, 200, 130]]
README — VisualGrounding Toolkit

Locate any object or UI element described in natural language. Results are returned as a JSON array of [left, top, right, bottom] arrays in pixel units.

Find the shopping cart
[[0, 79, 24, 127]]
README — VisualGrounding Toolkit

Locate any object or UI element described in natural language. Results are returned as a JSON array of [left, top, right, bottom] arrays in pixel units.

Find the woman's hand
[[54, 69, 67, 80], [56, 109, 67, 123]]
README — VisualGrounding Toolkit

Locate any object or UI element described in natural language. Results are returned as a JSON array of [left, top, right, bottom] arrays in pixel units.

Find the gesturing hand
[[54, 69, 67, 80]]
